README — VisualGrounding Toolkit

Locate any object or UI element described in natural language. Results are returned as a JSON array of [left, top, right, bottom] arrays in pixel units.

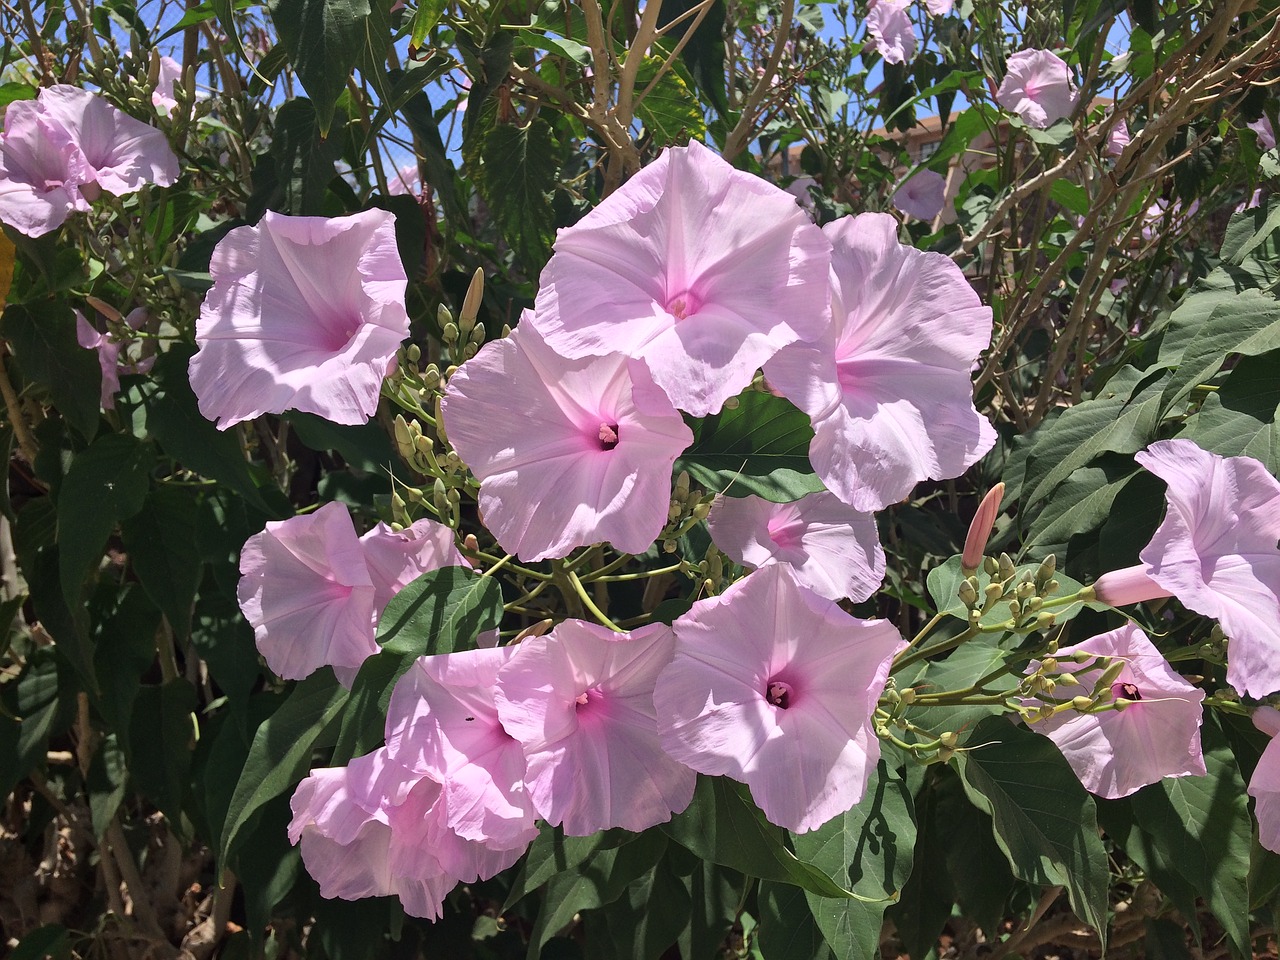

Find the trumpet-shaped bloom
[[892, 169, 946, 221], [494, 621, 696, 835], [1249, 116, 1276, 151], [866, 0, 916, 65], [0, 98, 91, 237], [153, 56, 183, 115], [76, 307, 154, 409], [189, 209, 410, 428], [1248, 706, 1280, 853], [1104, 118, 1131, 158], [996, 50, 1078, 129], [529, 140, 832, 417], [1104, 439, 1280, 699], [238, 503, 466, 681], [385, 646, 538, 847], [289, 748, 526, 919], [764, 213, 995, 512], [656, 565, 904, 833], [706, 492, 884, 601], [441, 322, 693, 561], [1025, 624, 1205, 798]]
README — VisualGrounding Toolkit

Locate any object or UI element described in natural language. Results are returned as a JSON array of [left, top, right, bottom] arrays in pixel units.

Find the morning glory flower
[[996, 49, 1078, 129], [528, 139, 832, 417], [1026, 623, 1206, 799], [892, 168, 947, 221], [866, 0, 917, 65], [656, 565, 904, 833]]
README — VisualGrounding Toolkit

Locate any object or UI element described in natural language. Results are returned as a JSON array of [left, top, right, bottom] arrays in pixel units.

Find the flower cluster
[[0, 85, 179, 237]]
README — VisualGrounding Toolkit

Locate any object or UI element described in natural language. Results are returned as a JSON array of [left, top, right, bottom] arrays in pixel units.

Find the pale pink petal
[[359, 517, 470, 613], [925, 0, 953, 14], [657, 565, 905, 833], [1135, 439, 1280, 698], [190, 209, 410, 428], [37, 84, 178, 193], [1249, 117, 1276, 152], [706, 492, 884, 601], [0, 99, 91, 237], [237, 501, 379, 680], [1104, 117, 1131, 157], [892, 168, 946, 220], [996, 49, 1078, 129], [1091, 564, 1172, 607], [495, 621, 696, 835], [387, 162, 421, 196], [75, 310, 122, 409], [1250, 734, 1280, 854], [441, 322, 692, 562], [1027, 623, 1206, 799], [153, 56, 183, 115], [529, 140, 832, 416], [866, 0, 916, 64], [765, 213, 995, 511], [384, 647, 538, 847]]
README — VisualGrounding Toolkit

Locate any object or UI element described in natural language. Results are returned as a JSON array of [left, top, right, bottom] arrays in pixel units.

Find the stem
[[0, 346, 38, 464], [564, 567, 623, 632], [894, 624, 978, 671]]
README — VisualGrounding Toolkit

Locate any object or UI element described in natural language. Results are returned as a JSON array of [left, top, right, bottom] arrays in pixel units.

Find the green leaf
[[475, 119, 559, 272], [1180, 351, 1280, 470], [662, 777, 867, 901], [87, 733, 128, 840], [954, 716, 1110, 944], [259, 97, 347, 216], [11, 925, 70, 960], [595, 847, 693, 960], [57, 433, 155, 600], [126, 679, 198, 831], [656, 0, 728, 116], [331, 568, 504, 761], [1022, 459, 1141, 562], [794, 763, 916, 960], [3, 300, 102, 439], [287, 410, 396, 473], [121, 486, 203, 638], [635, 56, 706, 145], [1227, 196, 1280, 265], [757, 882, 834, 960], [676, 391, 822, 502], [901, 638, 1014, 740], [408, 0, 445, 51], [507, 824, 631, 909], [267, 0, 371, 134], [886, 781, 956, 960], [1160, 289, 1280, 412], [219, 669, 349, 870], [1128, 719, 1252, 959]]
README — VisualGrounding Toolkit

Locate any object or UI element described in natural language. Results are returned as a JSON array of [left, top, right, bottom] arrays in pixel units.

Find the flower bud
[[1035, 554, 1056, 585], [984, 582, 1004, 604], [691, 501, 711, 521], [663, 539, 678, 554], [442, 321, 460, 344], [983, 556, 999, 577], [1072, 695, 1093, 711], [998, 553, 1016, 582], [961, 482, 1004, 574], [1007, 599, 1021, 620], [1040, 656, 1057, 673], [1092, 565, 1173, 607], [957, 578, 979, 608], [460, 267, 484, 329]]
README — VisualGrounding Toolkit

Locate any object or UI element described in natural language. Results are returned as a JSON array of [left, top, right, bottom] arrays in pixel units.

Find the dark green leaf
[[954, 716, 1110, 944], [267, 0, 371, 134], [757, 882, 834, 960], [57, 433, 155, 600], [507, 824, 632, 909], [219, 669, 349, 869], [595, 847, 693, 960], [1180, 352, 1280, 470], [662, 777, 862, 900], [87, 733, 128, 840], [11, 925, 70, 960], [886, 782, 955, 960], [4, 300, 102, 439], [794, 763, 916, 960], [635, 57, 705, 145], [1160, 289, 1280, 412], [126, 679, 198, 830], [676, 391, 822, 502], [656, 0, 728, 116], [476, 119, 559, 271], [121, 486, 203, 638]]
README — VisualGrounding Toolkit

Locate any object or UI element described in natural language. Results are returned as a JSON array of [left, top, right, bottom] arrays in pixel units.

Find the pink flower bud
[[1091, 564, 1173, 607], [961, 482, 1004, 573]]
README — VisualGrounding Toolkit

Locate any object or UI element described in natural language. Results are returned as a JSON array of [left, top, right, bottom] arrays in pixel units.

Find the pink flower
[[494, 620, 696, 835], [1104, 117, 1131, 157], [996, 50, 1078, 129], [656, 565, 904, 833], [76, 307, 154, 409], [153, 56, 183, 115], [1248, 706, 1280, 853], [238, 503, 465, 681], [289, 748, 526, 918], [384, 646, 538, 847], [892, 168, 946, 221], [1095, 439, 1280, 699], [189, 209, 410, 428], [441, 321, 693, 562], [925, 0, 954, 14], [0, 85, 177, 237], [866, 0, 917, 65], [528, 140, 832, 417], [1025, 623, 1205, 799], [1249, 116, 1277, 151], [705, 492, 884, 601], [764, 213, 995, 512], [387, 162, 421, 196]]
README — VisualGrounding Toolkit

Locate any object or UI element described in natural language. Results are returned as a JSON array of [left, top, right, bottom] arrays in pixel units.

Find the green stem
[[587, 562, 686, 583], [894, 623, 977, 670], [564, 568, 623, 632]]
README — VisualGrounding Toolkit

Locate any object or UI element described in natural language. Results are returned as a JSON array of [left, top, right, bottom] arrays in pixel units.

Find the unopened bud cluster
[[959, 552, 1060, 634]]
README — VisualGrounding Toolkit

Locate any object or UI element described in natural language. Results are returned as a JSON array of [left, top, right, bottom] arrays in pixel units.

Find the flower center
[[1112, 681, 1142, 702], [575, 688, 600, 710], [766, 680, 793, 709], [665, 290, 700, 321], [597, 422, 619, 450]]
